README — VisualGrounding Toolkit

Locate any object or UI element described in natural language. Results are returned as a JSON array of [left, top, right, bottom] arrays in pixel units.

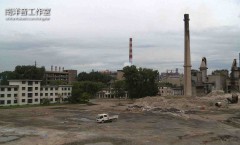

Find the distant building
[[0, 80, 72, 106], [116, 70, 124, 80], [158, 86, 183, 96], [44, 66, 77, 85], [226, 59, 240, 93], [159, 68, 183, 87], [99, 70, 117, 79], [64, 69, 78, 84], [96, 88, 128, 99], [192, 57, 228, 96], [158, 68, 184, 96]]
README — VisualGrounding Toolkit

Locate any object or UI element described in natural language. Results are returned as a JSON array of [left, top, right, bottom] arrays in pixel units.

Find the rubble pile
[[127, 93, 238, 114]]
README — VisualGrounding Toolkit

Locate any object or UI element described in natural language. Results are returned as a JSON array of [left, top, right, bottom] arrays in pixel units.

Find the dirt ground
[[0, 94, 240, 145]]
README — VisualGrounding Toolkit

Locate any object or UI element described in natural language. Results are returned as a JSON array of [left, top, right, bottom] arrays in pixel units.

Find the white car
[[96, 113, 118, 123]]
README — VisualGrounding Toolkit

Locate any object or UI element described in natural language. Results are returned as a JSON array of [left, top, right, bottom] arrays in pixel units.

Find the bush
[[41, 98, 50, 105]]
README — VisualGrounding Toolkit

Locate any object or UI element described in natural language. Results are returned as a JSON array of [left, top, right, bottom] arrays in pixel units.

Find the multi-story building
[[0, 85, 18, 105], [191, 57, 229, 96], [159, 68, 183, 87], [116, 70, 124, 80], [226, 59, 240, 93], [44, 66, 77, 85], [158, 86, 183, 96], [0, 80, 72, 106], [96, 88, 128, 99], [99, 70, 117, 79]]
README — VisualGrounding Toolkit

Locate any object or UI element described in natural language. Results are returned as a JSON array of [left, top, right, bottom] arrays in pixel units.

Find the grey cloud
[[0, 25, 239, 73]]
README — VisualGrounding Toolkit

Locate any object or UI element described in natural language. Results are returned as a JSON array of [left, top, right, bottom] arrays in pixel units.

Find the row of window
[[0, 94, 18, 97], [22, 81, 39, 85], [1, 87, 40, 91], [40, 92, 71, 96], [1, 87, 71, 92], [0, 88, 18, 91], [0, 100, 17, 104], [0, 92, 71, 98], [0, 99, 38, 105], [21, 87, 38, 91], [40, 87, 71, 91], [62, 87, 72, 90], [0, 98, 68, 105]]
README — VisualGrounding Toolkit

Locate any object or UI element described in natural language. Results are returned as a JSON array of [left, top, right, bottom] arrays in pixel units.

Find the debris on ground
[[227, 94, 238, 104], [126, 94, 239, 119], [215, 102, 222, 107]]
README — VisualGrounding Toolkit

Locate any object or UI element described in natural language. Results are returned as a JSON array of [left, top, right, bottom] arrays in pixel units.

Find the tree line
[[0, 66, 45, 85], [0, 65, 160, 103]]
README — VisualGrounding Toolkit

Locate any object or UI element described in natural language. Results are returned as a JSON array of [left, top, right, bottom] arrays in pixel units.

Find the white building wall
[[9, 80, 41, 105], [0, 87, 18, 106], [0, 80, 72, 106], [40, 85, 72, 103]]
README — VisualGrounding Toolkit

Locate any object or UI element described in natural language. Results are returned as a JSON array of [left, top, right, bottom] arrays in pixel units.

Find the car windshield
[[97, 115, 103, 119]]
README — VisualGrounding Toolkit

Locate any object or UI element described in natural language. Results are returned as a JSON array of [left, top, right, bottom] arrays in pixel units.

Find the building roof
[[8, 80, 42, 82], [41, 85, 58, 88], [58, 85, 72, 87], [45, 71, 68, 74], [41, 85, 72, 87]]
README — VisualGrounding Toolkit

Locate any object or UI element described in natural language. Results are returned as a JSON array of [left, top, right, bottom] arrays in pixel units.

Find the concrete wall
[[0, 80, 72, 106], [208, 75, 226, 91], [116, 70, 124, 80], [0, 86, 18, 106]]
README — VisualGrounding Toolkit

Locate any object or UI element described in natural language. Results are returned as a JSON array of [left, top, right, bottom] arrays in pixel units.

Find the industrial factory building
[[0, 80, 72, 106], [44, 66, 77, 85], [226, 58, 240, 93], [160, 56, 240, 97]]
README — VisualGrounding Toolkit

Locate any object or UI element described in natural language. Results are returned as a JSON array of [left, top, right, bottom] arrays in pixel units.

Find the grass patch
[[87, 102, 98, 106]]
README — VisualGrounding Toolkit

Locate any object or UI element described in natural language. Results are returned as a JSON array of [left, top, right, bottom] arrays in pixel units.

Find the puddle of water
[[80, 118, 91, 122], [85, 142, 113, 145], [0, 136, 20, 143]]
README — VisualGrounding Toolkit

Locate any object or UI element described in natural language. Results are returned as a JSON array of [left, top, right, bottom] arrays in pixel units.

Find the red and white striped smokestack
[[129, 38, 133, 65]]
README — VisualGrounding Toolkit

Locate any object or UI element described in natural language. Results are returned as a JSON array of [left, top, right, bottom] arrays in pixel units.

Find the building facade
[[226, 59, 240, 93], [192, 57, 229, 96], [159, 68, 183, 87], [158, 87, 183, 96], [0, 80, 72, 106], [44, 66, 77, 85]]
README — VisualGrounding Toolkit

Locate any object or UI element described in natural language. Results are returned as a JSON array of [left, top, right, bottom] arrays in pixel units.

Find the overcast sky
[[0, 0, 240, 74]]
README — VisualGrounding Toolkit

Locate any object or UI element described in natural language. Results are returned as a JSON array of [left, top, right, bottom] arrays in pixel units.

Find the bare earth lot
[[0, 96, 240, 145]]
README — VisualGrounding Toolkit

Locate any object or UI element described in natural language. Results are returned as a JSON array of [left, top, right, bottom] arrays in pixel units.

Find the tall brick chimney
[[183, 14, 192, 97]]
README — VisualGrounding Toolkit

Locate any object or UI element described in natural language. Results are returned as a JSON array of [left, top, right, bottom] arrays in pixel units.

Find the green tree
[[14, 65, 45, 80], [0, 66, 45, 85], [123, 65, 159, 99], [77, 71, 113, 84], [48, 80, 68, 85], [0, 71, 17, 85], [81, 92, 90, 103], [68, 81, 105, 103], [158, 82, 176, 88], [41, 98, 50, 105], [113, 80, 126, 98]]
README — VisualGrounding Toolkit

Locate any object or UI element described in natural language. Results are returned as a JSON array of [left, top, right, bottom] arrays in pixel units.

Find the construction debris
[[227, 94, 238, 104], [215, 102, 222, 107]]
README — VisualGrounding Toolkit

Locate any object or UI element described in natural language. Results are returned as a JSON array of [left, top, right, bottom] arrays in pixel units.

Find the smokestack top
[[129, 37, 133, 65], [184, 14, 190, 21], [239, 53, 240, 67]]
